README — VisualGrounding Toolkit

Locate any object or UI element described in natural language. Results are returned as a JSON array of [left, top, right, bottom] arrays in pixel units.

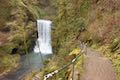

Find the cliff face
[[0, 0, 55, 75], [52, 0, 120, 55], [0, 0, 56, 54], [0, 0, 120, 55], [0, 0, 120, 79], [86, 0, 120, 52]]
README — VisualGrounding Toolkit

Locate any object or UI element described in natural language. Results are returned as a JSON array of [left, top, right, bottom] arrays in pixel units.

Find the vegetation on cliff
[[0, 0, 44, 75], [0, 0, 120, 80], [50, 0, 120, 79]]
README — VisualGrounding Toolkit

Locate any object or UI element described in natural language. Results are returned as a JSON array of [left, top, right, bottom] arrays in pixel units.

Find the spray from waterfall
[[34, 20, 52, 54]]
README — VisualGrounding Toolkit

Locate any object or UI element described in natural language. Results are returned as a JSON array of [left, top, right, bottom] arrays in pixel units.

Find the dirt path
[[80, 48, 116, 80]]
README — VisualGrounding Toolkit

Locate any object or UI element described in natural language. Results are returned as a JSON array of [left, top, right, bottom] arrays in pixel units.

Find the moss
[[0, 42, 17, 54], [0, 1, 11, 29], [26, 48, 84, 80], [110, 37, 120, 52], [10, 0, 45, 19], [6, 0, 46, 55], [0, 53, 20, 75], [79, 0, 91, 17]]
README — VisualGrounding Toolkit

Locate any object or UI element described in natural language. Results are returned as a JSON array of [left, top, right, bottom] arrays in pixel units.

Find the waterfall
[[34, 20, 52, 54]]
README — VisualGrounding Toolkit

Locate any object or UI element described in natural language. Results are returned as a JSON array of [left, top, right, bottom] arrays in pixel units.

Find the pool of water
[[22, 52, 44, 70], [0, 52, 52, 80]]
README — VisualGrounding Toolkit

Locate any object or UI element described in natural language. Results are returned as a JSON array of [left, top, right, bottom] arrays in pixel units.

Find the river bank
[[0, 52, 52, 80]]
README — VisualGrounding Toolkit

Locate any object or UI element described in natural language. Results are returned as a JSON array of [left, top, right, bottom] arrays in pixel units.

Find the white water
[[34, 20, 52, 54]]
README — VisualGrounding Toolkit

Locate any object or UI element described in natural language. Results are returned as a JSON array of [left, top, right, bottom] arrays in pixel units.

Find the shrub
[[110, 37, 120, 52]]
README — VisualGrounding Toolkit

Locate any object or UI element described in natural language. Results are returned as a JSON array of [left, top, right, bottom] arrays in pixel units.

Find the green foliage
[[8, 22, 35, 54], [29, 48, 84, 80], [5, 0, 45, 54], [79, 0, 91, 17], [53, 0, 90, 55], [110, 54, 120, 80], [10, 0, 45, 19], [1, 43, 17, 54], [0, 53, 20, 74], [110, 37, 120, 52], [0, 1, 11, 29]]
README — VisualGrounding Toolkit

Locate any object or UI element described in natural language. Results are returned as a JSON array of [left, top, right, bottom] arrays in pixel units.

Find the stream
[[0, 19, 53, 80], [0, 52, 51, 80]]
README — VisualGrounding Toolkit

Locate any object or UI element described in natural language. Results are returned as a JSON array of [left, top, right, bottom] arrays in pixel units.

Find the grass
[[24, 48, 84, 80], [10, 0, 45, 19], [0, 53, 20, 76]]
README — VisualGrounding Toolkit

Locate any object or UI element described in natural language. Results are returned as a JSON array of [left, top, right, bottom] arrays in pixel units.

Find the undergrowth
[[24, 48, 84, 80], [0, 53, 20, 76]]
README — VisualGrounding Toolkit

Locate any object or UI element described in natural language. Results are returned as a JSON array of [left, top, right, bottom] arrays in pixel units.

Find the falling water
[[34, 20, 52, 54], [0, 20, 52, 80]]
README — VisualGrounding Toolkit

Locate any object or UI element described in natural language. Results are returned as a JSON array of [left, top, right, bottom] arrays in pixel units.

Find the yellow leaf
[[69, 48, 81, 55]]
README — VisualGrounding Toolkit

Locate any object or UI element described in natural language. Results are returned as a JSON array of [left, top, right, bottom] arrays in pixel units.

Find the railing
[[43, 42, 87, 80]]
